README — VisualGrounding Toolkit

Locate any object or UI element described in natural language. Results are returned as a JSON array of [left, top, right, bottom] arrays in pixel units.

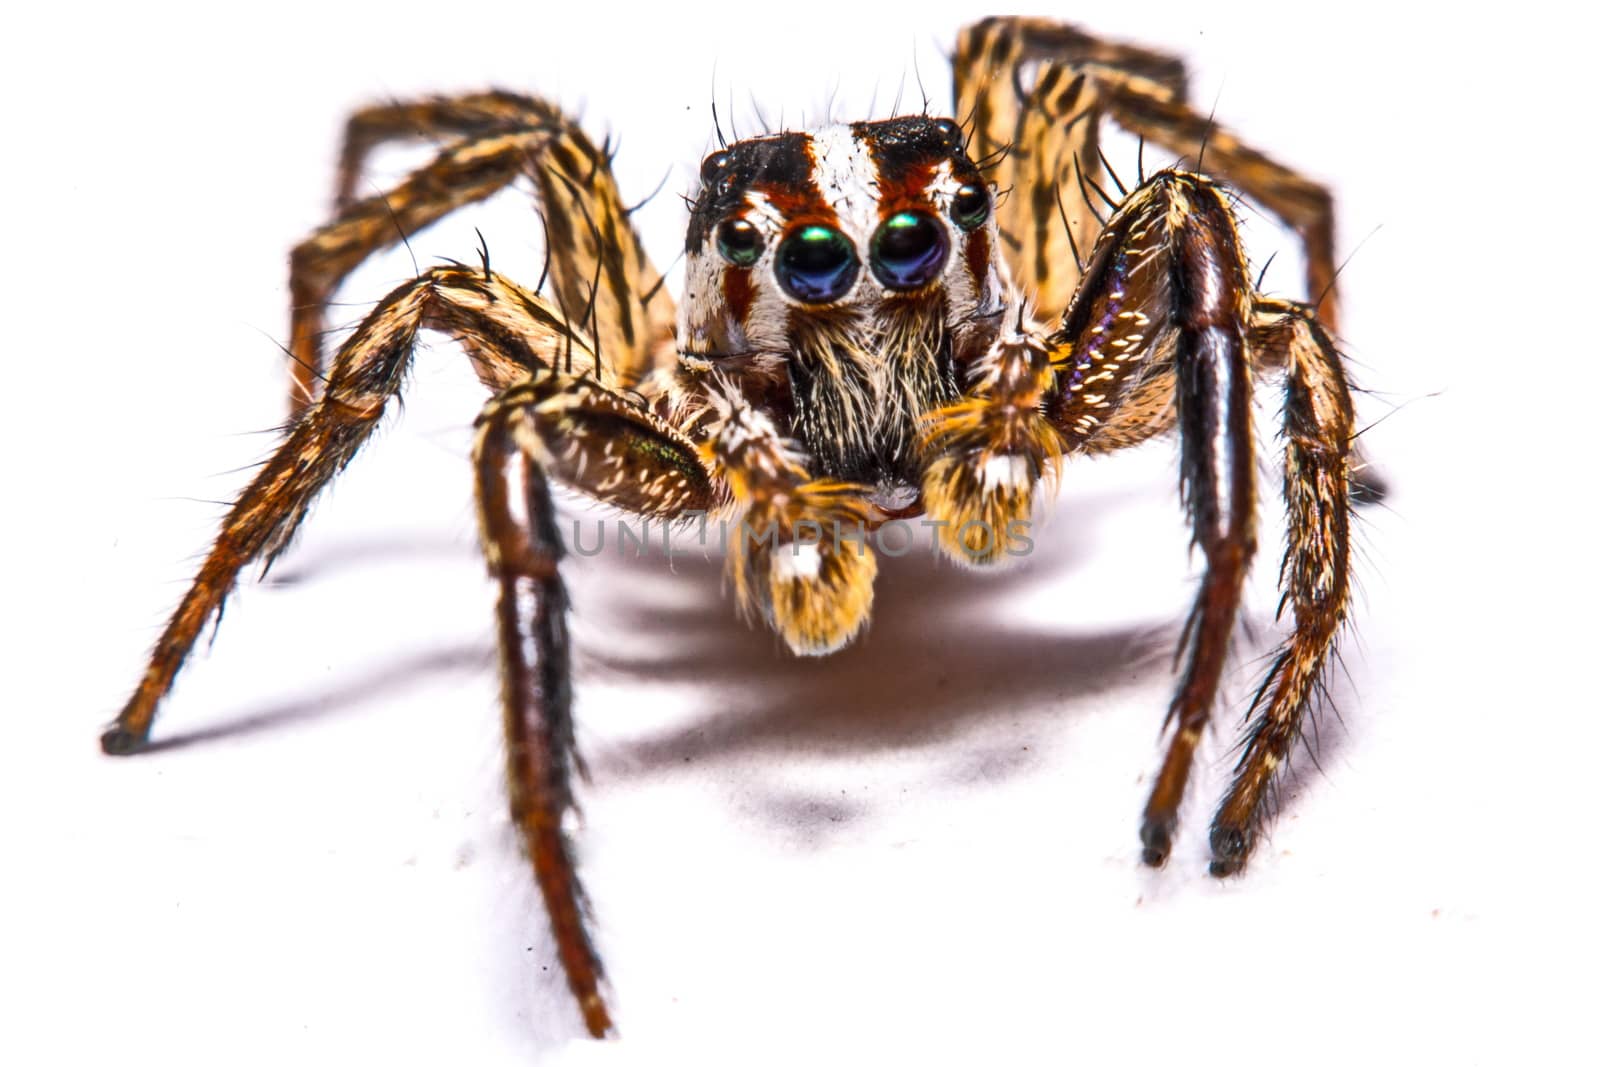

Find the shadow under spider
[[149, 485, 1177, 807], [570, 505, 1169, 781], [139, 644, 493, 754]]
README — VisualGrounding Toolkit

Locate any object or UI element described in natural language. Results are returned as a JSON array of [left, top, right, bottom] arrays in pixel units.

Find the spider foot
[[1206, 823, 1252, 878], [1139, 818, 1174, 868], [99, 724, 149, 757], [580, 991, 614, 1039]]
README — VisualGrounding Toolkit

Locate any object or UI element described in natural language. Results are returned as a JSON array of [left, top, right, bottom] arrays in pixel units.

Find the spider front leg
[[473, 375, 720, 1035], [1044, 170, 1352, 874], [1045, 170, 1261, 868]]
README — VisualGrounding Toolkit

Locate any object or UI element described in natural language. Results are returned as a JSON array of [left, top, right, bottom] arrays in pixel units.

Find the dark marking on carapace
[[854, 116, 985, 218], [687, 132, 827, 252]]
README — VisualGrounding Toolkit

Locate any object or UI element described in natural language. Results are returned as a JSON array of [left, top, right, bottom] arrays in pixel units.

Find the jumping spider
[[106, 18, 1381, 1038]]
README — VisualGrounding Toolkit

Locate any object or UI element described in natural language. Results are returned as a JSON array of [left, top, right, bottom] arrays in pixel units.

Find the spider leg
[[1209, 299, 1354, 875], [953, 19, 1387, 503], [473, 409, 600, 1029], [104, 265, 606, 755], [331, 91, 563, 210], [953, 17, 1188, 319], [289, 95, 674, 416], [1032, 171, 1262, 866], [1252, 299, 1389, 504], [1095, 75, 1342, 340], [473, 378, 718, 1036], [108, 262, 719, 1035]]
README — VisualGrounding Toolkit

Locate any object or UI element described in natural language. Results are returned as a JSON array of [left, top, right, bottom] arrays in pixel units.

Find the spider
[[104, 17, 1381, 1038]]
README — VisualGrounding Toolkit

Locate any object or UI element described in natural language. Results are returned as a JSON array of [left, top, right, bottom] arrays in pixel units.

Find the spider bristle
[[534, 211, 553, 295], [710, 95, 727, 149], [1095, 143, 1128, 198], [1054, 181, 1085, 273], [623, 167, 673, 217], [1071, 154, 1108, 228]]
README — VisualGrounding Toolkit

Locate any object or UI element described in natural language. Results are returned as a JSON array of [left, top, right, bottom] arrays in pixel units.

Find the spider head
[[680, 116, 1006, 481], [680, 116, 1004, 364]]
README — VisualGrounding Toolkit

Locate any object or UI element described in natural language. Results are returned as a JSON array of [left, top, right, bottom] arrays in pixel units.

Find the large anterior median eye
[[776, 225, 859, 303], [870, 212, 949, 290]]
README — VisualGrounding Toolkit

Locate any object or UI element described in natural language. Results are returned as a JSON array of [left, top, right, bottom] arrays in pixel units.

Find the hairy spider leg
[[1043, 170, 1356, 875], [105, 263, 720, 1037], [954, 15, 1189, 320], [1079, 174, 1261, 870], [290, 93, 674, 416], [926, 168, 1327, 873], [957, 17, 1342, 333], [473, 374, 719, 1036], [1210, 298, 1354, 874], [106, 266, 596, 751]]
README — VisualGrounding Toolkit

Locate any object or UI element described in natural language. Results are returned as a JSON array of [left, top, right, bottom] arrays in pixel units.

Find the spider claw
[[1207, 825, 1251, 877]]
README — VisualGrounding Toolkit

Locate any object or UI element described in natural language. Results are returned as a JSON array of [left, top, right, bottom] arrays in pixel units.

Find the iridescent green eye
[[951, 183, 989, 230], [716, 218, 763, 266], [775, 224, 859, 303], [870, 211, 948, 290]]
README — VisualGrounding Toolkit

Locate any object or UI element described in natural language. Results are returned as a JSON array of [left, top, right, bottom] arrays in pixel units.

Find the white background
[[5, 2, 1595, 1063]]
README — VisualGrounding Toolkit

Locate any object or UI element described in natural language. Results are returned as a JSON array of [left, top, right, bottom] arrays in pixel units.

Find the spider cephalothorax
[[105, 18, 1380, 1039], [681, 116, 1006, 489]]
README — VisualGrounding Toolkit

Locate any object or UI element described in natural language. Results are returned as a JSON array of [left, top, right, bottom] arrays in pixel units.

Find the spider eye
[[716, 218, 764, 266], [951, 183, 989, 230], [870, 211, 949, 290], [700, 150, 731, 183], [775, 225, 859, 303]]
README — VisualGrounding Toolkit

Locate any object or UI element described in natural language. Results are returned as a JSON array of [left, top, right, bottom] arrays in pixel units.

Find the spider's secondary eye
[[716, 218, 764, 266], [870, 212, 949, 290], [700, 150, 730, 183], [775, 225, 859, 303], [951, 183, 989, 230]]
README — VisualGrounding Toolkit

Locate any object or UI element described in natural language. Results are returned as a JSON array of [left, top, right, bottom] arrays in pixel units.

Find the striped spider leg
[[954, 16, 1385, 500], [105, 260, 718, 1036], [287, 91, 675, 416], [934, 20, 1369, 876], [104, 94, 717, 1037], [927, 37, 1362, 870]]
